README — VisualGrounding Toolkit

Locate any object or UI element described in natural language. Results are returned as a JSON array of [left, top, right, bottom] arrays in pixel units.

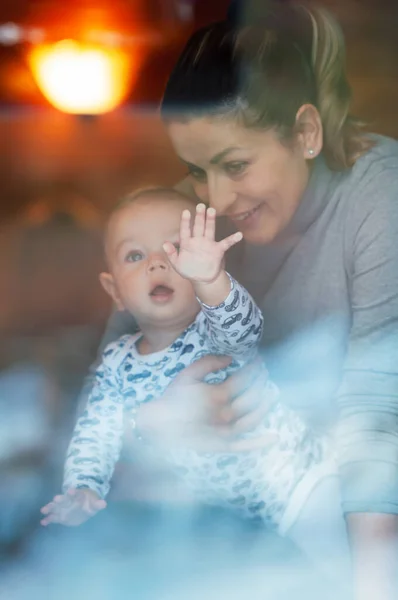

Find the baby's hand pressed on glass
[[163, 203, 242, 283], [40, 487, 106, 527]]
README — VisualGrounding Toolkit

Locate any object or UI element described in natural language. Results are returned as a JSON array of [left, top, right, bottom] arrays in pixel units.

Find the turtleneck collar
[[273, 154, 339, 244]]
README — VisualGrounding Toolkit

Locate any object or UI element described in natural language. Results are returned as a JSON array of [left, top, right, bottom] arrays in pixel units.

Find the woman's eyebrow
[[179, 158, 199, 168], [210, 146, 242, 164], [179, 147, 242, 168]]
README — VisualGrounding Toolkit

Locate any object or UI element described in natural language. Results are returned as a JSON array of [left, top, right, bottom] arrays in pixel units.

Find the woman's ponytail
[[306, 5, 373, 168]]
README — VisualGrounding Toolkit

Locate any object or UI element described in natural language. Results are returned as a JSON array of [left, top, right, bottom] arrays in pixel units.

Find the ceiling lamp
[[0, 1, 185, 114], [28, 39, 133, 115]]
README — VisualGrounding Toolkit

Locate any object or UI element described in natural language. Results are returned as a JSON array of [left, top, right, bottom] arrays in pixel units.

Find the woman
[[91, 2, 398, 598]]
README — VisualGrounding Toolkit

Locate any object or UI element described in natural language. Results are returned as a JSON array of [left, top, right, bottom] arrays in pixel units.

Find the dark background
[[0, 0, 397, 221], [0, 0, 397, 336]]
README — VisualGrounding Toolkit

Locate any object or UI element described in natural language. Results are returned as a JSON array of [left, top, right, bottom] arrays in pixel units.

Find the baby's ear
[[99, 272, 125, 311]]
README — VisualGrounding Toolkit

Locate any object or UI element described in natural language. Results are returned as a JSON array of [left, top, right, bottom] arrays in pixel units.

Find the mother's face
[[167, 116, 316, 245]]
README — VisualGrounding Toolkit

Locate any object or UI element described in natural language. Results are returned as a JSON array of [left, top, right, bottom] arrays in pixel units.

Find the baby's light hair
[[103, 186, 198, 267], [112, 185, 197, 216]]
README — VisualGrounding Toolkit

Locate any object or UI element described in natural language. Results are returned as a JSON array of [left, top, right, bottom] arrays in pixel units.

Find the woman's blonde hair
[[304, 5, 373, 168], [161, 1, 373, 170]]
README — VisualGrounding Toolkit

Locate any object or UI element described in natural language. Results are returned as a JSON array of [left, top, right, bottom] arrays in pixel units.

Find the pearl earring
[[308, 149, 315, 156]]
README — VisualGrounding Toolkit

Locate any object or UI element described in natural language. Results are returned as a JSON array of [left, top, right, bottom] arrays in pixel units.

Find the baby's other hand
[[40, 488, 106, 527]]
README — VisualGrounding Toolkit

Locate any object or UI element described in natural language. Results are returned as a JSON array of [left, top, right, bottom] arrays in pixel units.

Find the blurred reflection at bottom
[[1, 499, 350, 600]]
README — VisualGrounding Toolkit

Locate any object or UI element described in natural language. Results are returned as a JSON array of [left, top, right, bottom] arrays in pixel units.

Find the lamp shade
[[28, 39, 133, 114]]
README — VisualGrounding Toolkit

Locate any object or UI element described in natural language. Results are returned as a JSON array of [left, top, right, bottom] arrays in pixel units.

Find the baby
[[41, 188, 347, 570]]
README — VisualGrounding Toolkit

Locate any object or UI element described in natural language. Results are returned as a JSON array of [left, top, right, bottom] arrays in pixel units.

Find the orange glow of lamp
[[28, 39, 133, 114]]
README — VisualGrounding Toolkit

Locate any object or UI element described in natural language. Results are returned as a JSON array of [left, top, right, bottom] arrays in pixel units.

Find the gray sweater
[[91, 135, 398, 515]]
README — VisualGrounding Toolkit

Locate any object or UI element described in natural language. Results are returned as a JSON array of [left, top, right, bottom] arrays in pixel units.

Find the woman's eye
[[187, 167, 207, 183], [224, 162, 248, 176], [125, 251, 143, 263]]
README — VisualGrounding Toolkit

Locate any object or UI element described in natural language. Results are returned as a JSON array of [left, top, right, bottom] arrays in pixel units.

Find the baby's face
[[103, 195, 200, 330]]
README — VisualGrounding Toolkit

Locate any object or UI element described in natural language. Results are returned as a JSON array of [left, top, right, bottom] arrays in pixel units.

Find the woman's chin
[[241, 223, 281, 245]]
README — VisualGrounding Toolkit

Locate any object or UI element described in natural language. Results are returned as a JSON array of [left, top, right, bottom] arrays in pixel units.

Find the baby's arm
[[41, 346, 126, 526], [163, 203, 263, 358], [198, 275, 263, 359], [63, 365, 124, 498]]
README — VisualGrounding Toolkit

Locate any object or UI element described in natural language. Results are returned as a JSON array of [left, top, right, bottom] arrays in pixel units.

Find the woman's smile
[[228, 202, 266, 227]]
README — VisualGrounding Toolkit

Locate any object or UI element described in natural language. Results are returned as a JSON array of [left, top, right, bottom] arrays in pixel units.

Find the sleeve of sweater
[[195, 274, 263, 360], [63, 339, 129, 499], [337, 159, 398, 514], [76, 309, 138, 415]]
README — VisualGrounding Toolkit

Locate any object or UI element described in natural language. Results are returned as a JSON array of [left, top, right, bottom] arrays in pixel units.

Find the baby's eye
[[125, 250, 143, 263], [187, 166, 207, 183], [173, 242, 180, 251], [224, 161, 249, 176]]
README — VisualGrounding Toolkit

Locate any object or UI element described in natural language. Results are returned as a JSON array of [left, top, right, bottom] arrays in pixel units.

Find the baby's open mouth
[[150, 285, 174, 298]]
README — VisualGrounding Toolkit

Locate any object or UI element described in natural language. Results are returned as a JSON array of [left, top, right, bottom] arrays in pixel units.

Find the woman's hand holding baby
[[40, 488, 106, 527], [163, 203, 242, 305], [135, 354, 278, 453]]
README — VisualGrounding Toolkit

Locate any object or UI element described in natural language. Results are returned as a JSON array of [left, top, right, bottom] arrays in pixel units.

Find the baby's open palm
[[40, 488, 106, 527], [163, 203, 242, 282]]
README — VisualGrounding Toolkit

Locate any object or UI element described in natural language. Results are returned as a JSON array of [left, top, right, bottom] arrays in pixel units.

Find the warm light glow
[[28, 40, 132, 114]]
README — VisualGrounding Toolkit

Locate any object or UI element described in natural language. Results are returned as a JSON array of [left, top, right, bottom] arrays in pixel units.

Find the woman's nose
[[207, 173, 236, 215]]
